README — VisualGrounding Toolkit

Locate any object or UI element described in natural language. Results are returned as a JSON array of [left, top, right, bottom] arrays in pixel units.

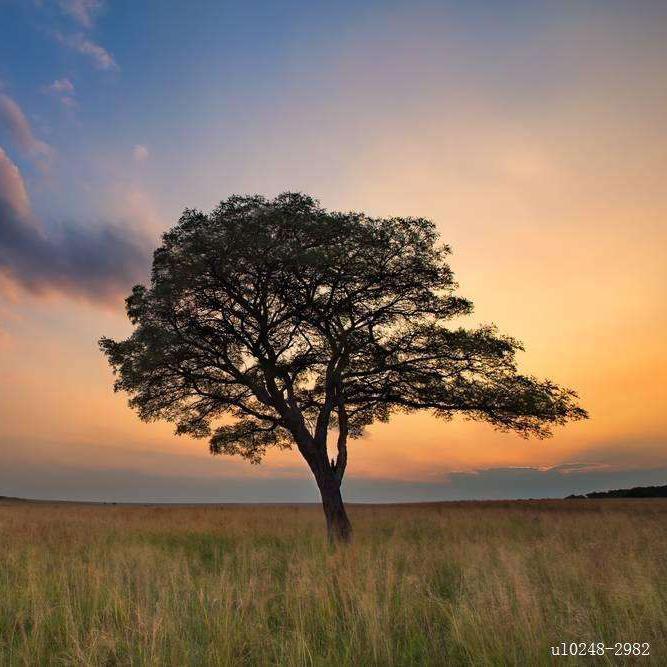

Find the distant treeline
[[567, 484, 667, 499]]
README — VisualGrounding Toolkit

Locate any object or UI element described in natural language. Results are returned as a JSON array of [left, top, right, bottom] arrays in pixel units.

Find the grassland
[[0, 498, 665, 665]]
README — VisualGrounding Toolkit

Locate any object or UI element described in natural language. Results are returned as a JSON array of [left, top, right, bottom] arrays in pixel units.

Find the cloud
[[58, 0, 104, 28], [0, 148, 31, 220], [421, 464, 667, 502], [60, 95, 78, 109], [132, 144, 149, 162], [43, 78, 78, 108], [1, 427, 665, 503], [45, 78, 75, 95], [55, 32, 118, 71], [0, 147, 151, 303], [0, 459, 320, 504], [1, 455, 665, 504], [0, 93, 54, 164]]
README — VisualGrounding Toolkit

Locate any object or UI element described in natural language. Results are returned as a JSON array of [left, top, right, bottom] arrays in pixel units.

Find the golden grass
[[0, 498, 665, 665]]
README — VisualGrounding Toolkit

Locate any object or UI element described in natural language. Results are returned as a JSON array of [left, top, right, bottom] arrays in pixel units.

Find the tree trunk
[[318, 478, 352, 544], [292, 431, 352, 544]]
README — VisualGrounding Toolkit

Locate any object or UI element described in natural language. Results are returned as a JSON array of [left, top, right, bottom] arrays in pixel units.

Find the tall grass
[[0, 499, 665, 665]]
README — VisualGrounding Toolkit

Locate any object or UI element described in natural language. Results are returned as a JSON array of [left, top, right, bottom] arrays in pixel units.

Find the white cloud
[[58, 0, 105, 28], [55, 32, 118, 71], [43, 78, 78, 108], [132, 144, 149, 162], [45, 78, 75, 95]]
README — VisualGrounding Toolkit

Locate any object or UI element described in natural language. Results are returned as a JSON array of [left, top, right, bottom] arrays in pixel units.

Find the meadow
[[0, 498, 665, 666]]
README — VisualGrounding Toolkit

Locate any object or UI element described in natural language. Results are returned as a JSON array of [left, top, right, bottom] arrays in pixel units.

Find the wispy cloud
[[60, 95, 78, 109], [0, 147, 31, 220], [0, 147, 151, 303], [42, 78, 77, 108], [55, 32, 118, 71], [58, 0, 105, 28], [45, 78, 75, 95], [132, 144, 149, 162], [0, 93, 54, 165], [2, 446, 665, 503]]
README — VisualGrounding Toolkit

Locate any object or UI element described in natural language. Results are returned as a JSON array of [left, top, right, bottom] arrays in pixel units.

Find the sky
[[0, 0, 666, 502]]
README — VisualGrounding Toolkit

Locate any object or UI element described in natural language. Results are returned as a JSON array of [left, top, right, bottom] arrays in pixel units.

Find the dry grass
[[0, 498, 666, 665]]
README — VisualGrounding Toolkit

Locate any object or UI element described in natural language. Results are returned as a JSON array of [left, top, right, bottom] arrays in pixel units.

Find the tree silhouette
[[100, 193, 587, 541]]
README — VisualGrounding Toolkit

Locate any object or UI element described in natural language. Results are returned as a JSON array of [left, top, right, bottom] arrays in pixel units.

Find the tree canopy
[[100, 192, 587, 540]]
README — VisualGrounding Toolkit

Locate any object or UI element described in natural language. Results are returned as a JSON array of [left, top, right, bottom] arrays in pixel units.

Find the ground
[[0, 498, 665, 665]]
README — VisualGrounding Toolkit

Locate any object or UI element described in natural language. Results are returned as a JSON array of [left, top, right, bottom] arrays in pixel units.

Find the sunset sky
[[1, 0, 666, 502]]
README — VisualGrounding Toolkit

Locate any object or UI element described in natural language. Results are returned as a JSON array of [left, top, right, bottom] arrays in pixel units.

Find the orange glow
[[1, 4, 666, 499]]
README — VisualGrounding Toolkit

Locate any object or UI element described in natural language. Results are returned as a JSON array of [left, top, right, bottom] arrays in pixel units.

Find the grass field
[[0, 498, 665, 665]]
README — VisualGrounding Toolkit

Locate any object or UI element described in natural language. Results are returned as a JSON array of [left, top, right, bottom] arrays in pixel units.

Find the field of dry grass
[[0, 498, 666, 665]]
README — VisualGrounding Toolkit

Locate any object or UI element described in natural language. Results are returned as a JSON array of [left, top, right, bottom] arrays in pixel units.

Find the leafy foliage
[[100, 192, 587, 476]]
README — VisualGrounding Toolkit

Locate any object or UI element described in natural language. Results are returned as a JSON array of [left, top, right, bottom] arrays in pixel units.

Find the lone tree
[[100, 193, 587, 542]]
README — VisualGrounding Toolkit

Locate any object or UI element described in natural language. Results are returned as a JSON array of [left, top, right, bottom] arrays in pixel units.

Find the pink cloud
[[0, 146, 151, 304], [0, 93, 54, 164], [0, 147, 31, 220]]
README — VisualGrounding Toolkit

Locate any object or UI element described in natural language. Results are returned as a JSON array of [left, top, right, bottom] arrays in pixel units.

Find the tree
[[100, 193, 587, 542]]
